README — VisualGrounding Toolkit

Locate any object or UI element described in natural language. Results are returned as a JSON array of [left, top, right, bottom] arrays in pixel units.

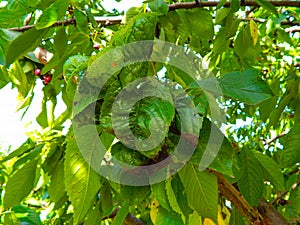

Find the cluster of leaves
[[0, 0, 299, 224]]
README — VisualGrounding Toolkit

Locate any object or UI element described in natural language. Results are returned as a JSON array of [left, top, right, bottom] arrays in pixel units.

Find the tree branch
[[208, 169, 261, 223], [265, 130, 289, 145], [258, 199, 289, 225], [104, 207, 146, 225], [7, 1, 300, 32], [8, 16, 123, 32], [8, 17, 299, 33], [209, 169, 292, 225], [285, 26, 300, 33], [168, 0, 300, 11]]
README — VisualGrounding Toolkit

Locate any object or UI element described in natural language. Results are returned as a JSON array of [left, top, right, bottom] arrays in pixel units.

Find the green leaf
[[63, 54, 88, 99], [218, 70, 273, 105], [230, 0, 240, 12], [3, 159, 38, 208], [166, 65, 195, 88], [111, 79, 175, 150], [2, 211, 20, 224], [217, 0, 227, 8], [0, 9, 28, 28], [255, 0, 278, 17], [159, 11, 188, 44], [156, 207, 184, 225], [36, 97, 49, 128], [84, 6, 98, 28], [35, 0, 70, 29], [148, 0, 169, 16], [276, 28, 294, 46], [188, 211, 202, 225], [170, 174, 192, 220], [249, 20, 259, 46], [111, 201, 130, 225], [12, 146, 41, 172], [258, 96, 277, 122], [100, 183, 114, 217], [8, 61, 30, 98], [267, 90, 294, 129], [111, 142, 147, 166], [151, 182, 172, 211], [65, 131, 101, 224], [165, 178, 184, 220], [63, 55, 88, 80], [6, 27, 49, 66], [177, 8, 213, 51], [287, 185, 300, 217], [35, 0, 59, 9], [215, 8, 231, 24], [7, 0, 39, 10], [253, 151, 284, 190], [0, 66, 10, 88], [280, 116, 300, 168], [0, 29, 19, 66], [120, 185, 151, 204], [48, 160, 67, 208], [85, 201, 101, 225], [12, 205, 42, 225], [237, 150, 264, 206], [179, 163, 218, 223], [100, 132, 115, 150], [213, 28, 230, 55], [74, 9, 90, 34], [54, 27, 67, 58], [125, 7, 144, 23], [234, 25, 261, 62], [178, 8, 213, 41], [0, 140, 38, 163], [229, 208, 245, 225], [191, 118, 235, 177]]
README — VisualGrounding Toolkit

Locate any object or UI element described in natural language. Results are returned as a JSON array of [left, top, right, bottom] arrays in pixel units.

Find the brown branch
[[281, 21, 299, 26], [285, 26, 300, 33], [6, 1, 300, 32], [209, 169, 292, 225], [103, 207, 146, 225], [265, 130, 289, 145], [8, 16, 123, 32], [270, 190, 289, 205], [24, 12, 33, 26], [258, 199, 289, 225], [124, 214, 147, 225], [270, 179, 300, 205], [168, 0, 300, 11], [209, 169, 261, 223]]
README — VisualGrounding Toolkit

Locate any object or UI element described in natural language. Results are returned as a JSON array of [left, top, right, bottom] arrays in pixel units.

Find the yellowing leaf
[[250, 20, 259, 46], [217, 206, 227, 225], [203, 218, 216, 225], [150, 198, 159, 224], [203, 206, 227, 225], [219, 205, 231, 224]]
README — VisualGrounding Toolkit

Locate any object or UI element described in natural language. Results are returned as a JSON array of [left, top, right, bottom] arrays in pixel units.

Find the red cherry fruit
[[34, 68, 41, 76], [93, 42, 101, 50], [43, 75, 52, 85]]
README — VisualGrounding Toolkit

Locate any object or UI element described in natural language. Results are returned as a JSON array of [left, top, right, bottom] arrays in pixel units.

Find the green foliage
[[179, 163, 218, 223], [65, 129, 102, 224], [6, 27, 49, 66], [3, 159, 38, 208], [0, 0, 299, 224]]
